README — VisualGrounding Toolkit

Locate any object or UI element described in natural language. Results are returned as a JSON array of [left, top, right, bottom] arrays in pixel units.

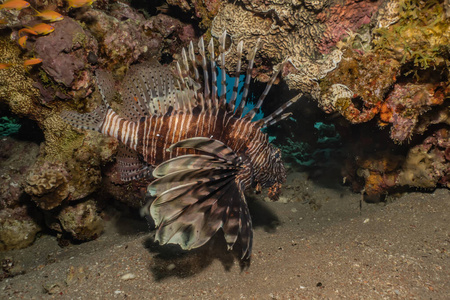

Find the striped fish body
[[103, 108, 266, 169], [62, 33, 299, 260]]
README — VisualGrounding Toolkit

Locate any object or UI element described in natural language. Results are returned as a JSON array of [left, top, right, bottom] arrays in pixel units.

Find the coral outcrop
[[25, 161, 70, 210], [210, 1, 383, 97], [0, 207, 41, 251], [0, 1, 200, 249], [167, 0, 222, 30], [322, 0, 449, 142], [57, 200, 104, 241], [398, 128, 450, 189], [0, 137, 41, 251], [0, 137, 40, 209], [349, 127, 450, 196], [382, 83, 449, 143]]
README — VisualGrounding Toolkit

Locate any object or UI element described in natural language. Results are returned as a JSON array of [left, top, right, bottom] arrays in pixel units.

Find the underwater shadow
[[247, 196, 280, 233], [143, 197, 277, 280], [107, 202, 150, 237], [144, 232, 248, 281]]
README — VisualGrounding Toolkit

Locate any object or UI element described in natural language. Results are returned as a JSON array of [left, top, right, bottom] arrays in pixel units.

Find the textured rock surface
[[25, 161, 70, 210], [0, 207, 41, 251], [34, 18, 97, 89], [0, 137, 40, 210], [57, 200, 104, 241]]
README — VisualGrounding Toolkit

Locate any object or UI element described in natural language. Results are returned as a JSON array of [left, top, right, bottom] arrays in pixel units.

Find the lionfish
[[62, 32, 300, 259]]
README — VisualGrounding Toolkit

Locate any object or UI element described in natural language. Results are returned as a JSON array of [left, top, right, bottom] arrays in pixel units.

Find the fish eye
[[274, 152, 280, 159]]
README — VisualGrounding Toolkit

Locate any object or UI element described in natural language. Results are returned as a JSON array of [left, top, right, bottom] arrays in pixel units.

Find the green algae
[[0, 116, 21, 136], [372, 0, 449, 78]]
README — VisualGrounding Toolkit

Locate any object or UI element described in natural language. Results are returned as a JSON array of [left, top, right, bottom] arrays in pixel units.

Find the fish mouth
[[268, 182, 283, 201]]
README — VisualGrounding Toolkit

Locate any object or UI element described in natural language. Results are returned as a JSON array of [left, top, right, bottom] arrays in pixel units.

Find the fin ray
[[146, 138, 253, 257], [153, 154, 232, 178], [116, 144, 153, 182], [168, 137, 239, 162]]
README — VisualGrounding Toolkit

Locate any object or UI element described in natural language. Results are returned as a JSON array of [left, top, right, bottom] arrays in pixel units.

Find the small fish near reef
[[66, 0, 95, 9], [0, 63, 12, 70], [26, 23, 55, 35], [18, 35, 27, 48], [23, 58, 42, 66], [18, 27, 37, 37], [0, 0, 30, 10], [62, 32, 300, 260], [33, 9, 64, 22]]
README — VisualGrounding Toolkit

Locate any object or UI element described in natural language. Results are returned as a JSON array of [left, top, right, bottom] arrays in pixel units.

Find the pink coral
[[382, 83, 448, 143], [397, 128, 450, 189], [34, 18, 97, 88], [317, 0, 380, 54]]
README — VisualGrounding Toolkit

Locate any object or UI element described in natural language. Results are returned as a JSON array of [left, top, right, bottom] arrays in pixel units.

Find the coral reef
[[25, 161, 70, 210], [0, 0, 448, 251], [397, 128, 450, 189], [317, 0, 380, 53], [382, 83, 449, 143], [210, 1, 385, 97], [0, 137, 40, 209], [0, 1, 201, 249], [167, 0, 221, 30], [32, 17, 98, 100], [314, 0, 449, 194], [79, 4, 196, 69], [323, 0, 449, 135], [319, 51, 401, 124], [81, 8, 156, 68], [344, 126, 450, 197], [0, 137, 41, 251]]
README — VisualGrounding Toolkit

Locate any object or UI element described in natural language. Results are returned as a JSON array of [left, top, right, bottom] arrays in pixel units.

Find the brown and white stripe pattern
[[99, 108, 139, 151]]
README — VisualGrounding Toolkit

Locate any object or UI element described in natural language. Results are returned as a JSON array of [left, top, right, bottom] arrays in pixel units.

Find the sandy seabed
[[1, 172, 449, 299]]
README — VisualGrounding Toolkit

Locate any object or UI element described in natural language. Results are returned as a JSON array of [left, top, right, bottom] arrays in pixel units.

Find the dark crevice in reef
[[130, 0, 203, 35], [0, 105, 44, 144]]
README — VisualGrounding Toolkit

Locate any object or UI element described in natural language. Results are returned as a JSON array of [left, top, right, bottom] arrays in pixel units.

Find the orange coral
[[364, 173, 384, 195], [378, 102, 393, 127]]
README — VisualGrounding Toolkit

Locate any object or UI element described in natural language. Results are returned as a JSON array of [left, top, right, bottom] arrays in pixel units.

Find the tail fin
[[61, 104, 108, 131]]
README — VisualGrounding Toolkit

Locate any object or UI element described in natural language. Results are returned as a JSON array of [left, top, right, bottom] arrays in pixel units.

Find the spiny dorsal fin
[[208, 38, 219, 109], [255, 92, 303, 128], [175, 33, 296, 128], [198, 37, 210, 102], [218, 31, 228, 109], [235, 38, 260, 117], [228, 40, 244, 113], [245, 61, 286, 121]]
